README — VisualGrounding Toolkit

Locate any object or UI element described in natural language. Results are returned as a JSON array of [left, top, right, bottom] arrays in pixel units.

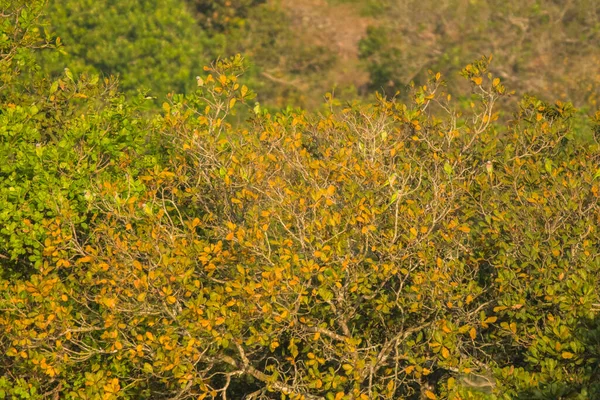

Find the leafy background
[[1, 0, 600, 399]]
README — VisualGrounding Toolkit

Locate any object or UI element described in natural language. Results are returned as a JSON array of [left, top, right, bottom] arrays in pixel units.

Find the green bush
[[358, 25, 405, 96], [41, 0, 215, 96]]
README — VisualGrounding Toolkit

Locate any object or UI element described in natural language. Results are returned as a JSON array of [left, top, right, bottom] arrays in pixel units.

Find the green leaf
[[444, 162, 453, 176]]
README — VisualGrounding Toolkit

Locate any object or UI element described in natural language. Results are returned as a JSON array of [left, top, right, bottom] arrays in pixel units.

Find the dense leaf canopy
[[1, 1, 600, 400], [41, 0, 213, 96]]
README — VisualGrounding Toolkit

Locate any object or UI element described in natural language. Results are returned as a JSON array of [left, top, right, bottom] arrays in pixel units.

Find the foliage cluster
[[41, 0, 216, 96], [2, 4, 600, 398]]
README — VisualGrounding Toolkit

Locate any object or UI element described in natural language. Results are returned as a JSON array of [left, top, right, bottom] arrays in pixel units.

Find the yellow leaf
[[493, 78, 500, 87], [386, 380, 395, 392], [552, 249, 561, 257], [472, 77, 483, 85], [466, 294, 474, 304], [441, 347, 450, 359], [103, 297, 116, 308], [457, 225, 471, 233], [335, 392, 345, 400], [229, 98, 236, 109], [425, 390, 437, 399], [469, 327, 477, 340], [447, 377, 455, 389], [166, 296, 177, 304], [405, 365, 415, 374], [562, 351, 574, 359]]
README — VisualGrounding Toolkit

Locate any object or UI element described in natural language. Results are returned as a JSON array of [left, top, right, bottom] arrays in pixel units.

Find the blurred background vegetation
[[39, 0, 600, 112]]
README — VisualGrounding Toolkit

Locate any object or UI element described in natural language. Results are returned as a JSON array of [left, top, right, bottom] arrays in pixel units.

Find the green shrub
[[41, 0, 215, 96]]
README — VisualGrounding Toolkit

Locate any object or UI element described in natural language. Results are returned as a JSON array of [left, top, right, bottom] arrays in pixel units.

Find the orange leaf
[[469, 327, 477, 340], [457, 225, 471, 233], [441, 347, 450, 359]]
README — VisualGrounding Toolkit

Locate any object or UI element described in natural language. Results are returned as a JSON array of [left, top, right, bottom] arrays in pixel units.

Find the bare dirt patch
[[276, 0, 373, 88]]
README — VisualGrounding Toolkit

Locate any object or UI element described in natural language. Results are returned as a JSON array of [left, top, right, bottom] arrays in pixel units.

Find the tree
[[3, 46, 599, 399], [2, 2, 600, 398]]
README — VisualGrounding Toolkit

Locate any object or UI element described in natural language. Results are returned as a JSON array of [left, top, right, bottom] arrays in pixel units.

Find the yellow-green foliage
[[1, 3, 600, 400]]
